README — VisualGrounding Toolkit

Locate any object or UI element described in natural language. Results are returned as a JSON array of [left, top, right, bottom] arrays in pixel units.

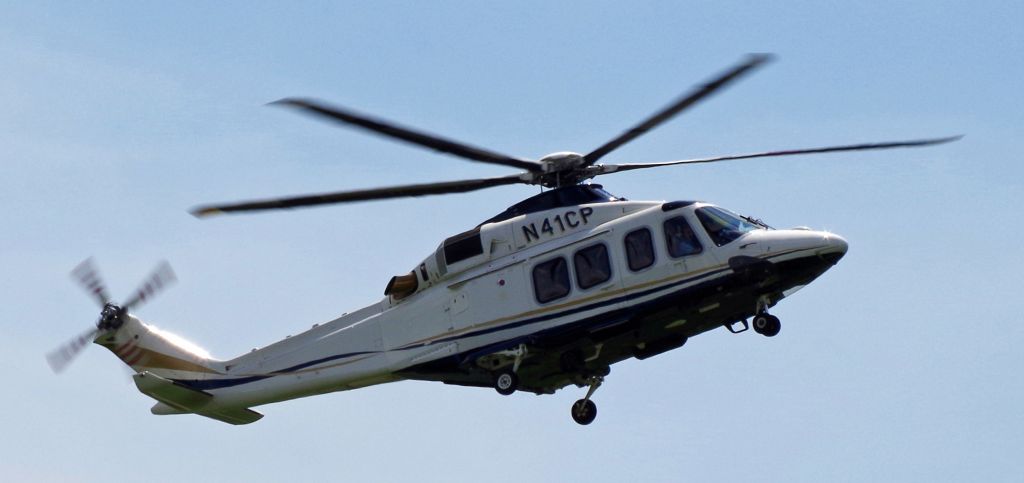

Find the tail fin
[[94, 316, 266, 425], [133, 372, 263, 425], [94, 315, 222, 379]]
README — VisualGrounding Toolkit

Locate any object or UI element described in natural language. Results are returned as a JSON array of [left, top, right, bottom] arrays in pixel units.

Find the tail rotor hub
[[98, 303, 126, 331]]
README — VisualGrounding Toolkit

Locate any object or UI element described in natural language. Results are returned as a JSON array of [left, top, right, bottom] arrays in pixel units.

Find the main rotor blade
[[71, 258, 111, 308], [271, 98, 542, 172], [122, 261, 177, 311], [597, 135, 963, 175], [191, 174, 530, 217], [583, 54, 774, 166], [46, 326, 103, 373]]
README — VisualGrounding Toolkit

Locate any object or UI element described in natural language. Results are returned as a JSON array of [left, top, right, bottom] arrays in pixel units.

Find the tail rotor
[[121, 260, 176, 311], [45, 326, 104, 374], [70, 258, 112, 308], [47, 258, 177, 373]]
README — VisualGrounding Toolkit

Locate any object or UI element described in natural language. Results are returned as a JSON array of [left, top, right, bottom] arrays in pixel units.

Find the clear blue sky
[[3, 1, 1021, 482]]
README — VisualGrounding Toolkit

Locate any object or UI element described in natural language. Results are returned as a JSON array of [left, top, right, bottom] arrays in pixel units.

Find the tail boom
[[94, 315, 221, 379]]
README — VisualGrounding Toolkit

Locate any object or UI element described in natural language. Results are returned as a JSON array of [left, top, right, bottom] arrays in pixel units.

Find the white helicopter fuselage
[[55, 55, 954, 425], [98, 189, 847, 424]]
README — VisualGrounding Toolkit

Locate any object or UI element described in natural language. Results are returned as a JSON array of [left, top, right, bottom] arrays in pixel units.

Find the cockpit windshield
[[695, 206, 764, 246]]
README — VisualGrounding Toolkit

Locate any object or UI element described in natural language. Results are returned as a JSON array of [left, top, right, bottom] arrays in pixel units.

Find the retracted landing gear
[[571, 376, 603, 425]]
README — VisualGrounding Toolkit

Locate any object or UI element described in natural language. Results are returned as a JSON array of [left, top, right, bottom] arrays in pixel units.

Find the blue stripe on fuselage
[[173, 249, 818, 391]]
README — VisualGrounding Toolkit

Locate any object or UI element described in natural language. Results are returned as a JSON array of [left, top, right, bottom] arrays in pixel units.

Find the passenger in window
[[676, 227, 700, 255], [703, 223, 728, 244], [665, 217, 702, 257]]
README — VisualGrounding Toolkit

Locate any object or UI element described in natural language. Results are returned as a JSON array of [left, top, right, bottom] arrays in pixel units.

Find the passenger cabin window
[[696, 206, 760, 247], [574, 243, 612, 289], [624, 228, 655, 271], [664, 216, 703, 257], [532, 257, 571, 303]]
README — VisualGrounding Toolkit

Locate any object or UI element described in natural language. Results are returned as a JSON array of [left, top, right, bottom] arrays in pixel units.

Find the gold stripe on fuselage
[[399, 248, 807, 348], [100, 343, 220, 374]]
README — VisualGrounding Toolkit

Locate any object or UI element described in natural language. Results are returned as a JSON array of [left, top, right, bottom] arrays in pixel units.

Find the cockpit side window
[[624, 228, 655, 271], [532, 257, 571, 303], [573, 243, 612, 290], [696, 206, 760, 247], [663, 216, 703, 258]]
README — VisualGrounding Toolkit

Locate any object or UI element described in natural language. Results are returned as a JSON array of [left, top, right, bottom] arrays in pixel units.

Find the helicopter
[[48, 54, 958, 425]]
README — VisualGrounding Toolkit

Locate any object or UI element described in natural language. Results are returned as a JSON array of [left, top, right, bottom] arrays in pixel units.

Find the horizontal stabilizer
[[133, 372, 263, 425]]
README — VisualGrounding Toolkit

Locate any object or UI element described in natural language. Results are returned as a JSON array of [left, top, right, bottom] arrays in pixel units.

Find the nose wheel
[[752, 313, 781, 337], [751, 296, 781, 337]]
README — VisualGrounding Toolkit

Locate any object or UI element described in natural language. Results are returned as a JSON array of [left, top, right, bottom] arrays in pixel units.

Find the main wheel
[[571, 399, 597, 425], [494, 370, 518, 395]]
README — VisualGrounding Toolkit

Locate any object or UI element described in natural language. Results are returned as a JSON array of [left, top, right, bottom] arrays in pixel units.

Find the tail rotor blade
[[122, 261, 177, 310], [71, 258, 111, 308], [46, 326, 103, 373]]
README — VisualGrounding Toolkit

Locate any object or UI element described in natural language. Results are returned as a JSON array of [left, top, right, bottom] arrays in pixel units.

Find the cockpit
[[695, 205, 769, 247]]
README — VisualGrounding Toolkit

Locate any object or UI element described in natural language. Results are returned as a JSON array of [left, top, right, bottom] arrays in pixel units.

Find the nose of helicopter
[[819, 232, 848, 266]]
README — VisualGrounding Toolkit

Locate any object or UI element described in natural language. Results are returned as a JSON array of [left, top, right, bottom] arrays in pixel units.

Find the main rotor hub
[[535, 152, 591, 188], [539, 152, 585, 172]]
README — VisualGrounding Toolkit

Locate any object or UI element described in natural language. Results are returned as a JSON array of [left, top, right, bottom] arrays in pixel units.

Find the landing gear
[[571, 399, 597, 425], [752, 313, 781, 337], [491, 343, 527, 395], [493, 369, 519, 395], [570, 376, 603, 425], [752, 296, 781, 337]]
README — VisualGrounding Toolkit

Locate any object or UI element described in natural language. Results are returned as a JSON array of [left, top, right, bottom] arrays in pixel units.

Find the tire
[[762, 315, 781, 337], [571, 399, 597, 425], [494, 370, 518, 396], [752, 314, 770, 334]]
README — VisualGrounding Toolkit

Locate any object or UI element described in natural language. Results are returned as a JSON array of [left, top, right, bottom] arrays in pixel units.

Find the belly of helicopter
[[400, 246, 841, 395]]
